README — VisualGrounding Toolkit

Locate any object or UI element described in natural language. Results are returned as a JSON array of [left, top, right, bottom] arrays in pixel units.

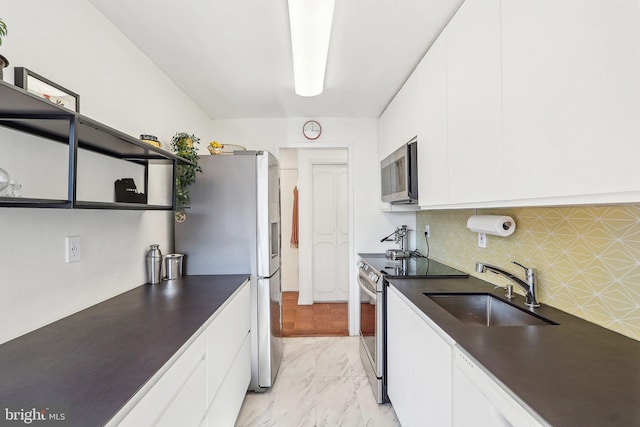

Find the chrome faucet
[[476, 261, 540, 308], [380, 225, 409, 252]]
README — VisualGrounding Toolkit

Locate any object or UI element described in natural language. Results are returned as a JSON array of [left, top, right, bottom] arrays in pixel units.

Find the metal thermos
[[146, 244, 163, 284]]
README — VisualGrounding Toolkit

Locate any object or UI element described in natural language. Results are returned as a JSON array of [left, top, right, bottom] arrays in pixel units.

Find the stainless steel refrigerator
[[175, 151, 282, 391]]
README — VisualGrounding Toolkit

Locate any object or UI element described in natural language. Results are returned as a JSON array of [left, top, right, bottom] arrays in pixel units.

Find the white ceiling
[[89, 0, 463, 119]]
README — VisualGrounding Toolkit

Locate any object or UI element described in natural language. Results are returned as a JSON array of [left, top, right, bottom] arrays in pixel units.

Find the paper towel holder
[[466, 215, 516, 237]]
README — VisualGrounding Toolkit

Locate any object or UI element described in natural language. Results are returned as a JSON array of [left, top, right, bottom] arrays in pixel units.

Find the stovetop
[[358, 253, 469, 279]]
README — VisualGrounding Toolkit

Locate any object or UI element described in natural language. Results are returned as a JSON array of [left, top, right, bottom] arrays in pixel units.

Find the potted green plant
[[0, 18, 8, 79], [170, 132, 202, 222]]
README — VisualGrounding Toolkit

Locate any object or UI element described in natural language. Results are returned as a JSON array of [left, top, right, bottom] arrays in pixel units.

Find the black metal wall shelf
[[0, 80, 192, 210]]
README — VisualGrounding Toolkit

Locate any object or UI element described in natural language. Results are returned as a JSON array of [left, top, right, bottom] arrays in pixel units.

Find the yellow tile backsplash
[[416, 206, 640, 341]]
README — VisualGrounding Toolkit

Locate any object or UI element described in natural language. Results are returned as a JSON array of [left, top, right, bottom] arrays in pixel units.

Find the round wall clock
[[303, 120, 322, 140]]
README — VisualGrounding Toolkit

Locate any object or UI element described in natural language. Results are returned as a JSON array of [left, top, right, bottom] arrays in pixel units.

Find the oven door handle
[[358, 275, 378, 301]]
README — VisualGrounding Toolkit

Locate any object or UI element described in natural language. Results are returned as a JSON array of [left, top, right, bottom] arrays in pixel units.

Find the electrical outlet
[[478, 233, 487, 248], [66, 236, 81, 263], [425, 224, 431, 238]]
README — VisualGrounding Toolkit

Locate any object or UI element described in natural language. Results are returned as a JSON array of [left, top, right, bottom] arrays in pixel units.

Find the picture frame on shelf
[[14, 67, 80, 112]]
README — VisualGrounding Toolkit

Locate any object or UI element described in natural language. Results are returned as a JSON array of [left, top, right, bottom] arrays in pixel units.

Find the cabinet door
[[378, 71, 419, 161], [387, 285, 453, 427], [501, 0, 640, 203], [206, 281, 250, 404], [386, 285, 413, 427], [416, 30, 449, 207], [205, 335, 251, 427], [412, 313, 452, 427], [446, 0, 502, 203]]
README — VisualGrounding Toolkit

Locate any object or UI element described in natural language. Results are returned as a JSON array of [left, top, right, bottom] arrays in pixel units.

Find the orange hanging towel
[[290, 186, 299, 248]]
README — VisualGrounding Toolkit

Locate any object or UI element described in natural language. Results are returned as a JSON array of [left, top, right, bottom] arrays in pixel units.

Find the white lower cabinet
[[203, 335, 251, 427], [387, 285, 546, 427], [155, 356, 208, 427], [387, 285, 453, 427], [116, 280, 250, 427], [453, 348, 546, 427], [118, 334, 208, 427]]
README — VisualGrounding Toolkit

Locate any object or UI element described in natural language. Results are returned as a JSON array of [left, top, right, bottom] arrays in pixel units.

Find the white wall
[[0, 1, 215, 344]]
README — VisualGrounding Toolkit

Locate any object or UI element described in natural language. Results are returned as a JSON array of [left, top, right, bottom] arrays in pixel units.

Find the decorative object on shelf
[[0, 167, 10, 193], [2, 180, 21, 198], [14, 67, 80, 112], [207, 141, 247, 155], [0, 168, 19, 197], [139, 134, 161, 148], [0, 18, 8, 80], [208, 141, 223, 154], [114, 178, 147, 204], [303, 120, 321, 140], [171, 132, 202, 220]]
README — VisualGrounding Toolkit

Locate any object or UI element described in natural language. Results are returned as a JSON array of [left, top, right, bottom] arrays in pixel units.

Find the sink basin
[[424, 293, 557, 326]]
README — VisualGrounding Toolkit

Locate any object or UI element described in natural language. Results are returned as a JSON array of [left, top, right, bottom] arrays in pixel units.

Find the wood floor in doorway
[[282, 292, 349, 337]]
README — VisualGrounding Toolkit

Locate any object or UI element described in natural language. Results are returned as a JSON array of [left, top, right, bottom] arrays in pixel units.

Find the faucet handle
[[511, 260, 531, 272]]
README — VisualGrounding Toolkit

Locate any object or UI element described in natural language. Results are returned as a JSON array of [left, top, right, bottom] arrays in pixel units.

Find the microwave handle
[[407, 138, 418, 198]]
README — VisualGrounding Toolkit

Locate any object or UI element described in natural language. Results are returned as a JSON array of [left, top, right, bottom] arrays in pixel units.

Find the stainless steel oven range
[[357, 254, 468, 404], [357, 258, 385, 402]]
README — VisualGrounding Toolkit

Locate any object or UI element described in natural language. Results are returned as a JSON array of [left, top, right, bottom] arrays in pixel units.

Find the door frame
[[276, 143, 357, 336]]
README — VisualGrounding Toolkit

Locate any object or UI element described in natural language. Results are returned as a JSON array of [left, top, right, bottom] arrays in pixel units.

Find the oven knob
[[368, 272, 379, 283], [356, 260, 364, 269]]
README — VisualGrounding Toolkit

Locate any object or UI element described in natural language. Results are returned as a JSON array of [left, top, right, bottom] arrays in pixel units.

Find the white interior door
[[312, 163, 349, 302]]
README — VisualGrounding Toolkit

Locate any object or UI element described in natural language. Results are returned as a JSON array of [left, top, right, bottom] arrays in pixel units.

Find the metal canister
[[164, 254, 184, 280], [146, 244, 163, 284]]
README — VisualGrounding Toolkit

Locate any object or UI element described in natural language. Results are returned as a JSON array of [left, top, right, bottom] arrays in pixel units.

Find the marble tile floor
[[235, 337, 401, 427]]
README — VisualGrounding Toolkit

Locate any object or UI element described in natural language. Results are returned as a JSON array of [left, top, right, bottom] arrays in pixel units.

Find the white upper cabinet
[[378, 71, 419, 161], [501, 0, 640, 204], [379, 0, 640, 208], [446, 0, 502, 204], [416, 30, 450, 207]]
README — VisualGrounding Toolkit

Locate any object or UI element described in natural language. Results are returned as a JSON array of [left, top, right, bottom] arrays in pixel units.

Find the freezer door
[[256, 152, 281, 277], [256, 270, 282, 388]]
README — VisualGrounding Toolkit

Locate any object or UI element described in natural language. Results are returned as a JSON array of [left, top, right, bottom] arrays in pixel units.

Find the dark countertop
[[358, 252, 468, 279], [387, 275, 640, 427], [0, 274, 249, 427]]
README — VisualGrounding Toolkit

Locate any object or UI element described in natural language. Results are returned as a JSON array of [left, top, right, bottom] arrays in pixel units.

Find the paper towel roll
[[466, 215, 516, 237]]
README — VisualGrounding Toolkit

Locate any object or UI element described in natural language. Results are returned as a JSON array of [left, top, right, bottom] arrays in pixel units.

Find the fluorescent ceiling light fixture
[[288, 0, 335, 97]]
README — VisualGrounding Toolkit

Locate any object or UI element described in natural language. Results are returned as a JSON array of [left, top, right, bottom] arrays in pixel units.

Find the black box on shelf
[[114, 178, 147, 204]]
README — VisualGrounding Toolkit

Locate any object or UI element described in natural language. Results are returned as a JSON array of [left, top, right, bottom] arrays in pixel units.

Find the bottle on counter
[[146, 244, 163, 284]]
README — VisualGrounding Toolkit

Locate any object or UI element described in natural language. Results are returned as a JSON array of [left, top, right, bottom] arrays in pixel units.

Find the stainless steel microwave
[[380, 138, 418, 204]]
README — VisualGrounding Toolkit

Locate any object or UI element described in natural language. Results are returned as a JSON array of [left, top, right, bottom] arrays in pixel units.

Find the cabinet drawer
[[206, 281, 250, 403], [118, 333, 207, 426], [155, 358, 207, 427], [453, 347, 545, 427], [205, 334, 251, 427]]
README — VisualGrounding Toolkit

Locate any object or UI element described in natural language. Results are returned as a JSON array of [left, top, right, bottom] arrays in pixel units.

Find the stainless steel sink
[[424, 293, 557, 326]]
